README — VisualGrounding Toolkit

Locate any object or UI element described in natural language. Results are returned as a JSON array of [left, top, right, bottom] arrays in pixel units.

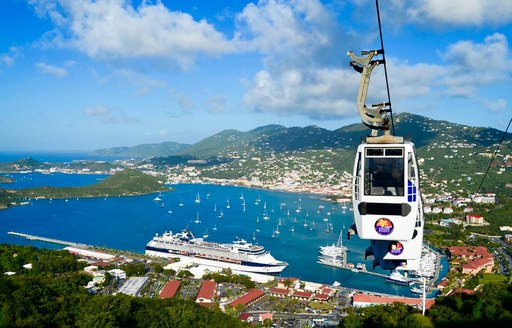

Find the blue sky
[[1, 0, 511, 151]]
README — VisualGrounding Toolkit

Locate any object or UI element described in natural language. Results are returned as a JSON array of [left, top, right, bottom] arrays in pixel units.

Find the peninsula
[[3, 169, 169, 204]]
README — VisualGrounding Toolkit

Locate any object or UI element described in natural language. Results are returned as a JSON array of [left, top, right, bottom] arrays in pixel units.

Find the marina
[[0, 174, 447, 296]]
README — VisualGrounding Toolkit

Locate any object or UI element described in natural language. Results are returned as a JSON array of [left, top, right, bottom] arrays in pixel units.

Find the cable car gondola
[[345, 7, 424, 271]]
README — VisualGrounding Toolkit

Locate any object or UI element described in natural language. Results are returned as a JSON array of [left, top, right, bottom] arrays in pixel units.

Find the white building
[[108, 269, 127, 280]]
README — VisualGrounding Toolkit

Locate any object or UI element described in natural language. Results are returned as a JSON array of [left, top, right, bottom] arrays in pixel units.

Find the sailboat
[[278, 218, 282, 226], [226, 199, 231, 209], [290, 226, 295, 232], [213, 203, 217, 212], [212, 224, 218, 231], [179, 200, 184, 207], [195, 193, 201, 203], [319, 228, 348, 257], [253, 231, 256, 240], [256, 216, 260, 223], [194, 212, 201, 224], [217, 210, 224, 219], [275, 224, 280, 235], [203, 228, 209, 238], [240, 192, 244, 200], [168, 208, 172, 214]]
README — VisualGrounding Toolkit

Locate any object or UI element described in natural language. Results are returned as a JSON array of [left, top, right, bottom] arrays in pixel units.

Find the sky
[[1, 0, 511, 151]]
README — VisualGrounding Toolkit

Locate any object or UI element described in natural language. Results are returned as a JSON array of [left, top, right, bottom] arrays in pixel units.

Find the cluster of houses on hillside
[[436, 246, 495, 293]]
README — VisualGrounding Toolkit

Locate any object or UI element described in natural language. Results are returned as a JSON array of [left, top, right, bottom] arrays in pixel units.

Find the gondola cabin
[[352, 137, 421, 240]]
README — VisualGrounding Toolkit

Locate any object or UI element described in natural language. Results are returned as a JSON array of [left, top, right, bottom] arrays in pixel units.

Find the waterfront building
[[196, 280, 216, 305], [352, 294, 435, 310], [159, 280, 181, 299], [228, 289, 265, 308]]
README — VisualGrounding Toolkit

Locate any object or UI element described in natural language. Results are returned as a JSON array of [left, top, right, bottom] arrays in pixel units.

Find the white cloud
[[482, 98, 507, 113], [36, 62, 69, 77], [115, 69, 167, 96], [361, 0, 512, 28], [209, 95, 227, 113], [0, 46, 22, 69], [237, 0, 360, 120], [439, 33, 512, 96], [243, 67, 358, 120], [0, 54, 14, 68], [83, 104, 139, 124], [29, 0, 233, 70], [83, 105, 116, 123], [408, 0, 512, 27]]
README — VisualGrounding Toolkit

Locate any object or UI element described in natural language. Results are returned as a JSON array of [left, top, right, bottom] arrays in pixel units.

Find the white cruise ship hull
[[145, 249, 287, 274]]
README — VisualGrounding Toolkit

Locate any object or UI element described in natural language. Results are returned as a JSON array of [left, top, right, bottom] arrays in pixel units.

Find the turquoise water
[[0, 172, 444, 296]]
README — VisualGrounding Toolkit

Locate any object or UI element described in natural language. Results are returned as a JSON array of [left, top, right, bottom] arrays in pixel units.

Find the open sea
[[0, 154, 448, 297]]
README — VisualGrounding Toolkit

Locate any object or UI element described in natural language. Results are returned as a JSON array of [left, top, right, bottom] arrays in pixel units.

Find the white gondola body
[[366, 225, 423, 261], [352, 141, 421, 241]]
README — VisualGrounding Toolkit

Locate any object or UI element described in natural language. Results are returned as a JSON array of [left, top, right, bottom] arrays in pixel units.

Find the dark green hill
[[91, 141, 190, 158], [14, 169, 168, 199], [178, 125, 287, 157], [97, 112, 510, 161]]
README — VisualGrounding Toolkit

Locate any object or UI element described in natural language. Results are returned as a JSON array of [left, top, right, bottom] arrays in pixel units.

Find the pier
[[7, 232, 90, 248]]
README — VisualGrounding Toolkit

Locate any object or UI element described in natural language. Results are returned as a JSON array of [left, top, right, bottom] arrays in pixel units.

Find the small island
[[0, 169, 169, 207], [0, 176, 15, 183]]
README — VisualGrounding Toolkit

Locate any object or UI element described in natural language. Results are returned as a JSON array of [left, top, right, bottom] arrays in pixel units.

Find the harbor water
[[0, 171, 445, 296]]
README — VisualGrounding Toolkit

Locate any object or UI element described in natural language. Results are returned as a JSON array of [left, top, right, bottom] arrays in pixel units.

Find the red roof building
[[353, 294, 435, 310], [437, 278, 450, 289], [291, 290, 313, 300], [196, 280, 216, 304], [453, 288, 475, 295], [317, 285, 335, 296], [313, 293, 330, 302], [462, 257, 494, 275], [159, 280, 181, 299], [229, 289, 265, 308], [270, 287, 290, 297]]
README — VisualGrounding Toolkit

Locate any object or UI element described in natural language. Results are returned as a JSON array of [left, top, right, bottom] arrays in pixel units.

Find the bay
[[0, 172, 445, 297]]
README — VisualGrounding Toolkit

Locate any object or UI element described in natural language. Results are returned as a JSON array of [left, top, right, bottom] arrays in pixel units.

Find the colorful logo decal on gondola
[[375, 218, 393, 235], [388, 241, 404, 255]]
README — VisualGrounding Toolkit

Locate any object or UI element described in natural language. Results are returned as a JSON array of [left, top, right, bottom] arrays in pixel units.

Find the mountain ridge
[[90, 112, 509, 158]]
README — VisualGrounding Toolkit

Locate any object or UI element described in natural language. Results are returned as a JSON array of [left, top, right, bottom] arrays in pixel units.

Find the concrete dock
[[7, 231, 90, 248]]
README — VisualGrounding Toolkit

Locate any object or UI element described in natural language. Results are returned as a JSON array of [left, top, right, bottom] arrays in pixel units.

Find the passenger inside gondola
[[365, 157, 404, 196]]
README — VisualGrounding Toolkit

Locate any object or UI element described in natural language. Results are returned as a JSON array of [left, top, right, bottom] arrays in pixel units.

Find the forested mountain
[[93, 113, 510, 159], [91, 141, 191, 158]]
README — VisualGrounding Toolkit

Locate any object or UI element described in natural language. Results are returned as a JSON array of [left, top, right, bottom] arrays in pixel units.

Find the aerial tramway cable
[[474, 116, 512, 196], [347, 0, 424, 272], [375, 0, 395, 136]]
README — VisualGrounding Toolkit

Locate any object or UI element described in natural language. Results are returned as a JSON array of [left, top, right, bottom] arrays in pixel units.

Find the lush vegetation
[[0, 189, 15, 209], [0, 176, 14, 183], [13, 169, 168, 199], [202, 269, 256, 289], [0, 244, 248, 327], [0, 158, 49, 172], [91, 141, 190, 158], [338, 283, 512, 327]]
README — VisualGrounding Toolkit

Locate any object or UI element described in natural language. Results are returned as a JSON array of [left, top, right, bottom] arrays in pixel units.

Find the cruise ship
[[145, 229, 288, 274]]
